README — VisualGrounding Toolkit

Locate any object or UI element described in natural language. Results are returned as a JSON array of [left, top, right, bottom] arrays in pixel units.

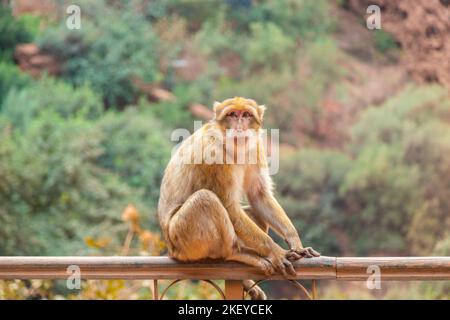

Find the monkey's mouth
[[225, 129, 255, 139]]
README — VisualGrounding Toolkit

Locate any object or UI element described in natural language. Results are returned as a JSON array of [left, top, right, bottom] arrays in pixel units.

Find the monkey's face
[[213, 97, 265, 137], [211, 97, 266, 163], [224, 109, 254, 133]]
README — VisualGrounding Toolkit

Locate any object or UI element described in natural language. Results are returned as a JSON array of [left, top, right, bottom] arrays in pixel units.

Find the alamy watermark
[[366, 5, 382, 30], [366, 265, 382, 290], [66, 5, 81, 30], [66, 265, 81, 290], [170, 121, 280, 175]]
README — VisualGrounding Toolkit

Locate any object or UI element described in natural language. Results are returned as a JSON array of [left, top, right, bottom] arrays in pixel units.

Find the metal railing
[[0, 256, 449, 299]]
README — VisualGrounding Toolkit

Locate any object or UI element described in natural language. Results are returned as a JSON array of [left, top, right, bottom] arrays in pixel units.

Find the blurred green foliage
[[0, 110, 127, 255], [225, 0, 335, 39], [350, 86, 450, 255], [0, 78, 171, 255], [0, 62, 31, 108], [2, 77, 102, 128], [38, 0, 161, 107], [0, 6, 34, 61], [143, 85, 198, 129], [276, 149, 352, 254], [244, 22, 295, 71], [373, 29, 398, 53], [276, 85, 450, 256], [416, 236, 450, 299], [97, 108, 171, 209]]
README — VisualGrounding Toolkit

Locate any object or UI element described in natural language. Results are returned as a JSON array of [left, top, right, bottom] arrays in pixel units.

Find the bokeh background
[[0, 0, 449, 299]]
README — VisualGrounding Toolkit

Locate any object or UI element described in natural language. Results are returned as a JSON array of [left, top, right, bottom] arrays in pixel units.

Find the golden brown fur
[[158, 97, 319, 299]]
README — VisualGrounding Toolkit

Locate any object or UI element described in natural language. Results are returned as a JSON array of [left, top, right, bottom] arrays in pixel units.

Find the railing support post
[[225, 280, 244, 300], [153, 279, 159, 300], [312, 280, 317, 300]]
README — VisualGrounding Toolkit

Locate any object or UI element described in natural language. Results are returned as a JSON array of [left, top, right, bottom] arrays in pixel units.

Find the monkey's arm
[[245, 167, 320, 259], [246, 182, 303, 249], [228, 204, 279, 256], [228, 204, 297, 275]]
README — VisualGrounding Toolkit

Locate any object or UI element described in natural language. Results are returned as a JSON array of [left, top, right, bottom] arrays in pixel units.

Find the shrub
[[38, 0, 161, 108], [193, 10, 237, 57], [373, 30, 398, 53], [276, 85, 450, 256], [143, 84, 200, 130], [0, 62, 31, 108], [213, 68, 294, 117], [243, 22, 295, 72], [275, 149, 352, 255], [0, 6, 34, 61], [163, 0, 223, 28], [419, 236, 450, 299], [348, 85, 450, 254], [259, 0, 335, 39], [1, 77, 102, 130], [280, 37, 346, 141], [299, 37, 346, 110], [0, 78, 173, 255], [97, 108, 172, 209], [225, 0, 335, 40], [341, 144, 421, 254], [0, 111, 134, 255]]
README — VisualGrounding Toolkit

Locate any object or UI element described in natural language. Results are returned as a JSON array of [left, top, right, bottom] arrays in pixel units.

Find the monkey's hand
[[286, 246, 320, 261], [266, 247, 297, 277]]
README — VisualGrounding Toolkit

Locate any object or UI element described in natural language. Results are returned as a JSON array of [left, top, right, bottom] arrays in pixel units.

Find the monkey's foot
[[259, 258, 275, 276], [286, 247, 321, 261], [267, 249, 297, 277], [246, 285, 267, 300]]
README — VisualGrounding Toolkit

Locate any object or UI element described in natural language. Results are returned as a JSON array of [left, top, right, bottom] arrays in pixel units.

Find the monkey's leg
[[226, 252, 272, 299], [243, 280, 267, 300], [168, 190, 290, 277], [227, 251, 274, 275], [168, 189, 237, 261], [168, 190, 275, 272], [241, 206, 268, 300], [226, 203, 283, 295]]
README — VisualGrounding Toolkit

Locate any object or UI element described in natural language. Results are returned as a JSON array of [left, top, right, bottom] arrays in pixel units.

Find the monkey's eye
[[242, 112, 252, 118], [227, 112, 238, 118]]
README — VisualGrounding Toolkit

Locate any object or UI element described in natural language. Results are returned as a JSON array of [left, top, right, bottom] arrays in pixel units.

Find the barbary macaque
[[158, 97, 319, 299]]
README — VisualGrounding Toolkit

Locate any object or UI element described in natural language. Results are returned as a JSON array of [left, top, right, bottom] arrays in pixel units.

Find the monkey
[[158, 97, 319, 300]]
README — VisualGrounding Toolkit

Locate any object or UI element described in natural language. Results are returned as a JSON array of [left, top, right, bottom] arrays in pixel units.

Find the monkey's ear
[[213, 101, 222, 119], [213, 101, 221, 111], [257, 104, 266, 122]]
